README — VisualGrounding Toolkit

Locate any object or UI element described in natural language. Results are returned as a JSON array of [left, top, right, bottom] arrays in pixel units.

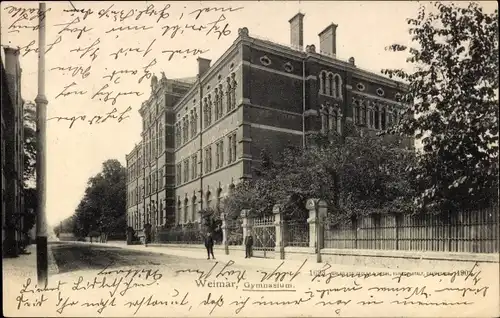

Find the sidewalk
[[2, 243, 59, 285], [91, 241, 410, 274]]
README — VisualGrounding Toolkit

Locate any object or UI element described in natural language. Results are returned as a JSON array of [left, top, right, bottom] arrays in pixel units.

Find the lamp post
[[35, 2, 48, 287]]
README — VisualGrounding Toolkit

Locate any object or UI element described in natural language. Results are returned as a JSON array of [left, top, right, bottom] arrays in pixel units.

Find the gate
[[252, 215, 276, 258]]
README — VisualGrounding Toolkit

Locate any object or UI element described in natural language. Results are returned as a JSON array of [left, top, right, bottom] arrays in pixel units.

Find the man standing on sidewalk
[[204, 232, 215, 260], [244, 234, 253, 258]]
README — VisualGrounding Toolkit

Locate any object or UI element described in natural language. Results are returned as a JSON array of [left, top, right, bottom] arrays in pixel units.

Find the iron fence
[[285, 220, 309, 247]]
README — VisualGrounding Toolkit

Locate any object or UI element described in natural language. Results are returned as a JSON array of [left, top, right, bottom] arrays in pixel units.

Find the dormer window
[[376, 88, 385, 97], [260, 56, 271, 66], [283, 62, 293, 73]]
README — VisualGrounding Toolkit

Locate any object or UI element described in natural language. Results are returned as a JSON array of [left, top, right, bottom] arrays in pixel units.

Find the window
[[176, 163, 182, 185], [214, 88, 220, 121], [203, 97, 211, 127], [230, 73, 237, 111], [191, 154, 198, 179], [215, 140, 224, 169], [192, 196, 197, 221], [204, 146, 212, 173], [182, 116, 189, 142], [381, 107, 387, 130], [357, 83, 365, 91], [218, 84, 224, 117], [374, 106, 380, 130], [184, 198, 189, 223], [177, 199, 182, 224], [193, 107, 198, 135], [183, 159, 189, 183], [226, 77, 232, 112], [329, 107, 338, 133], [228, 132, 237, 163], [260, 55, 271, 66], [319, 71, 343, 99], [376, 88, 385, 97], [283, 62, 293, 73], [159, 167, 164, 189]]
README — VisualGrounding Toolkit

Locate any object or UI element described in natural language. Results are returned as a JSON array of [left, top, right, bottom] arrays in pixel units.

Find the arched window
[[184, 198, 189, 223], [230, 72, 237, 111], [334, 74, 342, 99], [361, 102, 367, 125], [381, 107, 387, 130], [320, 104, 328, 133], [192, 195, 197, 221], [327, 72, 334, 96], [216, 187, 223, 211], [226, 77, 232, 112], [206, 191, 212, 209], [329, 107, 338, 133], [214, 88, 219, 121], [320, 71, 327, 94], [177, 198, 182, 224], [203, 98, 209, 127], [374, 105, 380, 130], [207, 94, 212, 125], [369, 109, 374, 128]]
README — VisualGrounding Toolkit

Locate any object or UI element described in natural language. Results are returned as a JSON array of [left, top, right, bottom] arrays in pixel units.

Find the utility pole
[[35, 2, 48, 287]]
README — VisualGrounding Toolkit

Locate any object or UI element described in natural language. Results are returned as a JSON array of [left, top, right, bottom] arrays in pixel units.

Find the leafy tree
[[382, 2, 499, 213], [72, 159, 127, 239], [23, 101, 37, 187], [224, 129, 417, 224]]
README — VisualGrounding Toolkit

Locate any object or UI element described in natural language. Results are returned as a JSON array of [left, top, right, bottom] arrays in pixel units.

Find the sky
[[1, 1, 497, 226]]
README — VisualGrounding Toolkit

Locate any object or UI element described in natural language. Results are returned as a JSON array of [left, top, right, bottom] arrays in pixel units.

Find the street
[[3, 241, 497, 317]]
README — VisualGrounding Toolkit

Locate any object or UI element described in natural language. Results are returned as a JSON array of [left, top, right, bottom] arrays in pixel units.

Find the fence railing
[[324, 204, 499, 253], [285, 220, 309, 247]]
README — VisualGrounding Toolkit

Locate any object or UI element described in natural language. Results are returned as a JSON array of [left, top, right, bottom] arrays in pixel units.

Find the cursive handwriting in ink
[[63, 7, 94, 20], [200, 293, 224, 315], [16, 293, 48, 309], [51, 65, 91, 79], [189, 6, 244, 20], [463, 262, 482, 286], [176, 262, 218, 281], [70, 38, 100, 62], [124, 291, 189, 315], [48, 107, 132, 128], [105, 25, 154, 33], [4, 5, 51, 33], [97, 262, 163, 280], [109, 39, 155, 60], [367, 285, 429, 300], [19, 36, 62, 57], [92, 84, 143, 105], [316, 281, 363, 298], [390, 300, 474, 306], [19, 278, 66, 294], [71, 275, 124, 298], [102, 69, 138, 84], [55, 82, 87, 99], [81, 297, 117, 314], [54, 17, 93, 39], [55, 292, 79, 314], [229, 296, 250, 315], [257, 260, 306, 283], [161, 48, 209, 61], [205, 14, 232, 39], [434, 286, 489, 297], [252, 290, 314, 306], [215, 260, 247, 283], [138, 58, 157, 84], [135, 4, 171, 23]]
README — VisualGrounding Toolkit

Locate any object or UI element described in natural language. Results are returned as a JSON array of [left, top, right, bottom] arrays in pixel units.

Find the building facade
[[1, 47, 25, 257], [126, 14, 410, 239]]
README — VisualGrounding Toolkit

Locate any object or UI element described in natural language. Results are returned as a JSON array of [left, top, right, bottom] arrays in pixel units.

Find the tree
[[72, 159, 127, 240], [224, 128, 417, 224], [23, 101, 37, 187], [382, 2, 499, 213]]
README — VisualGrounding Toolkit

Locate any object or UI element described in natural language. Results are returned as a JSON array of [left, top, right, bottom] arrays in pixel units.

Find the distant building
[[1, 47, 25, 257], [126, 14, 411, 239]]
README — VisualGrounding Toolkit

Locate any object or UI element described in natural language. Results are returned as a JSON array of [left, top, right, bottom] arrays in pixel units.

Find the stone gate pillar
[[221, 213, 230, 255], [273, 204, 285, 260], [306, 199, 328, 251], [240, 209, 253, 247]]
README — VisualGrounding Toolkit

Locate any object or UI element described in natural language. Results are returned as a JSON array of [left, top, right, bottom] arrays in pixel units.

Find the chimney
[[289, 13, 305, 50], [197, 57, 211, 77], [318, 23, 338, 57]]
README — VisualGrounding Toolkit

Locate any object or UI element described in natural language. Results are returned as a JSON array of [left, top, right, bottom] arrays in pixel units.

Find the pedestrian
[[205, 232, 215, 260], [244, 234, 253, 258]]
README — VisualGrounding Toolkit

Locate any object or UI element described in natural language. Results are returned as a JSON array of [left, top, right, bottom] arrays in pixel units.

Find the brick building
[[126, 14, 410, 239], [1, 47, 25, 257]]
